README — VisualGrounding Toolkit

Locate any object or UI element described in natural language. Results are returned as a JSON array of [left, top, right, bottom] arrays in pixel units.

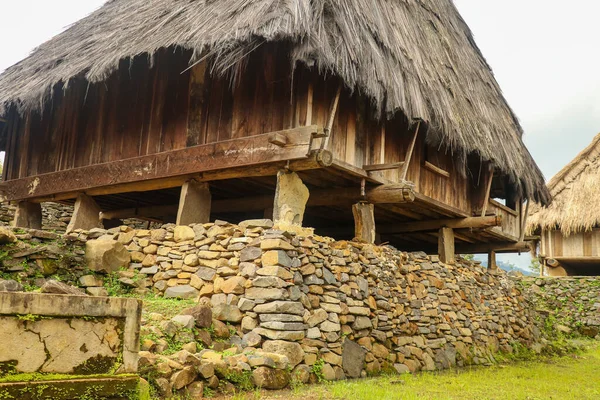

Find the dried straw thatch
[[528, 133, 600, 236], [0, 0, 549, 204]]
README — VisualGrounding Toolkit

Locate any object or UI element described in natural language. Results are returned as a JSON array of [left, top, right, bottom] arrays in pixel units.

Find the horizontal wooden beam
[[329, 159, 391, 185], [378, 216, 501, 234], [99, 184, 416, 220], [455, 241, 531, 254], [100, 205, 178, 221], [551, 256, 600, 265], [215, 183, 414, 210], [0, 126, 321, 202]]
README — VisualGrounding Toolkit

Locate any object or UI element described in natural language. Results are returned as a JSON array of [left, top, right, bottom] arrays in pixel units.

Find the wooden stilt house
[[0, 0, 550, 262], [528, 134, 600, 276]]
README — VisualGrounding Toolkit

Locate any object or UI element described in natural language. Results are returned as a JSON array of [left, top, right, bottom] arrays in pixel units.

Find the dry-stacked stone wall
[[518, 277, 600, 338], [6, 221, 600, 395], [0, 202, 72, 232], [0, 201, 155, 232], [71, 219, 541, 384]]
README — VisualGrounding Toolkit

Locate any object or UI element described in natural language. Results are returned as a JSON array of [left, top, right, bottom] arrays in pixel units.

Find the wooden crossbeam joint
[[269, 133, 288, 147]]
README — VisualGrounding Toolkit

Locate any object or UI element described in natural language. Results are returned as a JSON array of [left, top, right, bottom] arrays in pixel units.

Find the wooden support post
[[352, 203, 376, 244], [400, 121, 421, 181], [438, 227, 455, 264], [67, 194, 101, 233], [488, 251, 498, 270], [12, 201, 42, 229], [176, 181, 211, 225], [273, 171, 309, 227]]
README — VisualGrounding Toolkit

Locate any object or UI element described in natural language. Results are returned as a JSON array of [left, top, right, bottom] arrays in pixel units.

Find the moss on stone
[[73, 355, 120, 376]]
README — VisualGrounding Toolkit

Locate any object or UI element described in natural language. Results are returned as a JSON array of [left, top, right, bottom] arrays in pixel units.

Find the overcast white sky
[[1, 0, 598, 269]]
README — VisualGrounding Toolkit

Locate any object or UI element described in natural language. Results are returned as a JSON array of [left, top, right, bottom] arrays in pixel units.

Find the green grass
[[282, 344, 600, 400], [141, 294, 196, 319]]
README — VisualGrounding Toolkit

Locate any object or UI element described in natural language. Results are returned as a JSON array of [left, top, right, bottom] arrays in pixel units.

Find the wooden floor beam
[[377, 215, 501, 234], [0, 126, 319, 202], [93, 183, 417, 221], [100, 205, 178, 221], [455, 241, 531, 254]]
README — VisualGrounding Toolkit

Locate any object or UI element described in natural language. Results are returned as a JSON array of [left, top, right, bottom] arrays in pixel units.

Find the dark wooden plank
[[584, 231, 593, 257], [17, 114, 31, 178], [187, 62, 208, 146], [161, 51, 192, 152]]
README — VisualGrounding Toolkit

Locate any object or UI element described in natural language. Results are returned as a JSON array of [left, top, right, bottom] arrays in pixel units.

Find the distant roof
[[528, 133, 600, 235], [0, 0, 550, 204]]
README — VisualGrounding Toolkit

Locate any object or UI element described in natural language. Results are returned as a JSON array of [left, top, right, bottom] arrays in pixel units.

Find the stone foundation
[[4, 220, 600, 396], [73, 220, 541, 382]]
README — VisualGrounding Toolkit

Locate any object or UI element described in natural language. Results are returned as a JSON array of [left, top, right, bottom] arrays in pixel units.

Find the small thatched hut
[[528, 133, 600, 276], [0, 0, 549, 262]]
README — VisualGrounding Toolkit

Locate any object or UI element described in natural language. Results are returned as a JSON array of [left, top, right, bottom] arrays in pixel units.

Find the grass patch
[[284, 344, 600, 400], [141, 294, 196, 319]]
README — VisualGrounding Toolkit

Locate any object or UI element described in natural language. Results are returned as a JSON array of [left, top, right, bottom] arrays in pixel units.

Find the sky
[[1, 1, 598, 270]]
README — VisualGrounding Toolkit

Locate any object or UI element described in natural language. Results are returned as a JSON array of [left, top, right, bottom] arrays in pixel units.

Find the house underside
[[0, 47, 532, 259]]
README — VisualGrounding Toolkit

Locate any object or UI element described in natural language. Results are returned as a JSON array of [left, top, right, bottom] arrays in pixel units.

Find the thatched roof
[[0, 0, 550, 204], [528, 133, 600, 235]]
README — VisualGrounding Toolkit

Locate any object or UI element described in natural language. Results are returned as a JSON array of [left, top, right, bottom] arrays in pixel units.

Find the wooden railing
[[487, 199, 521, 240]]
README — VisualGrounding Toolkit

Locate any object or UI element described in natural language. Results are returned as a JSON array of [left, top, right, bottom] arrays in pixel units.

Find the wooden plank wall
[[5, 49, 191, 179], [3, 44, 480, 216], [544, 229, 600, 258]]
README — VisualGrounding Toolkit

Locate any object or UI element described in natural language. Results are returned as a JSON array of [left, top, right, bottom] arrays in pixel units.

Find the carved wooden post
[[176, 181, 211, 225], [12, 201, 42, 229], [438, 227, 455, 263], [352, 203, 376, 244], [273, 171, 309, 227], [488, 251, 498, 270], [67, 194, 101, 233]]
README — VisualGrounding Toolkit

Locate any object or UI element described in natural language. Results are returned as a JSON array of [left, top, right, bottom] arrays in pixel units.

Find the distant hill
[[477, 259, 534, 276]]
